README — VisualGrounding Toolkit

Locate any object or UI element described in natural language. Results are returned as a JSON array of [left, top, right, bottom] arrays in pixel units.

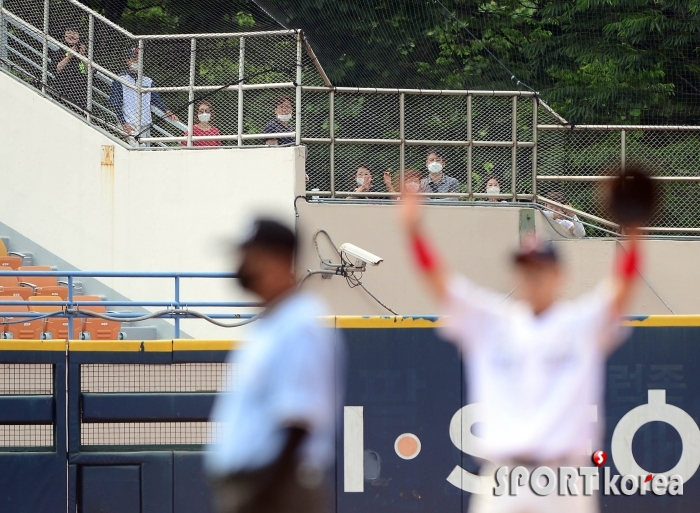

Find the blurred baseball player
[[400, 181, 646, 513], [206, 218, 342, 513]]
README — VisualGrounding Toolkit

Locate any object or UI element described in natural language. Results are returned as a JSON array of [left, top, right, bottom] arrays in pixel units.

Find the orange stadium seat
[[1, 304, 43, 339], [75, 295, 123, 340], [29, 296, 79, 340], [0, 256, 23, 269], [0, 276, 32, 299], [18, 266, 68, 299], [0, 286, 32, 300]]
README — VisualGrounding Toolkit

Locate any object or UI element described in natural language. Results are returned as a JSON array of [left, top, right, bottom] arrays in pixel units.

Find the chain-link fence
[[0, 0, 323, 148], [3, 0, 700, 234]]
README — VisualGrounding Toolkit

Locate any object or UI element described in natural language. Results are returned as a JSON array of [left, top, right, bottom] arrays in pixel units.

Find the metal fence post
[[511, 95, 518, 201], [467, 94, 473, 200], [67, 276, 74, 340], [295, 31, 302, 145], [399, 92, 405, 194], [86, 14, 95, 124], [0, 0, 7, 71], [174, 275, 180, 339], [621, 129, 626, 171], [41, 0, 49, 93], [136, 39, 144, 142], [186, 38, 196, 148], [329, 90, 335, 197], [532, 96, 538, 201], [237, 37, 245, 147]]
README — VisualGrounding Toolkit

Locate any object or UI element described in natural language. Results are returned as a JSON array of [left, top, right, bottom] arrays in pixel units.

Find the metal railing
[[3, 0, 700, 233], [0, 270, 259, 339], [0, 0, 319, 147]]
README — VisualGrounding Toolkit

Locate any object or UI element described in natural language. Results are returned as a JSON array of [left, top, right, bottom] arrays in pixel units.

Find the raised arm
[[400, 192, 449, 302], [610, 228, 641, 318]]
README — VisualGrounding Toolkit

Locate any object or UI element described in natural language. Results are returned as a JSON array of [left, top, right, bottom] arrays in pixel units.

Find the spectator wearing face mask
[[421, 149, 460, 199], [181, 100, 222, 147], [484, 176, 507, 203], [108, 47, 178, 146], [352, 164, 374, 198], [543, 191, 586, 238], [265, 95, 294, 145], [384, 169, 424, 199]]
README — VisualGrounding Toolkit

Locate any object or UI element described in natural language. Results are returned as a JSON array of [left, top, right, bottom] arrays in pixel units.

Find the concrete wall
[[297, 201, 697, 316], [0, 71, 303, 339]]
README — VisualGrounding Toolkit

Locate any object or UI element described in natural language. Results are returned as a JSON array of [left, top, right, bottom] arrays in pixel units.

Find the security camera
[[339, 243, 384, 266]]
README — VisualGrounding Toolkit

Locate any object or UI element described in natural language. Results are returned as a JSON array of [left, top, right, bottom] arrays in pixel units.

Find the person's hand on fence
[[166, 110, 179, 122], [123, 123, 134, 134], [383, 171, 395, 193]]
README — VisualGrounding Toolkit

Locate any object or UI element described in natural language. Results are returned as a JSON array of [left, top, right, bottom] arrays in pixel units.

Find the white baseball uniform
[[206, 291, 341, 478], [440, 275, 628, 513]]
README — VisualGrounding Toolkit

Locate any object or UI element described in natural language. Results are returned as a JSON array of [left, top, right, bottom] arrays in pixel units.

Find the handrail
[[0, 270, 258, 338]]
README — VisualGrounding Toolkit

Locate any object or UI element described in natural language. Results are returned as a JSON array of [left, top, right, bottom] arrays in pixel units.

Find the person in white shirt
[[543, 191, 586, 237], [400, 192, 641, 513], [206, 218, 342, 513]]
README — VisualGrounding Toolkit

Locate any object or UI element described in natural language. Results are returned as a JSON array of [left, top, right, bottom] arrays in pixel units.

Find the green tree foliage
[[77, 0, 700, 125]]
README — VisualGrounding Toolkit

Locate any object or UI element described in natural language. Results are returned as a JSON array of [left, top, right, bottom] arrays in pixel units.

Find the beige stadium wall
[[0, 71, 304, 339], [297, 201, 699, 316]]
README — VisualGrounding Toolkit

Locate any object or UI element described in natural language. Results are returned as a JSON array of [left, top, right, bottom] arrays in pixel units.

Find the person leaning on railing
[[108, 48, 178, 147], [265, 95, 294, 146], [422, 149, 460, 199], [543, 190, 586, 238], [52, 26, 92, 113], [181, 100, 222, 147]]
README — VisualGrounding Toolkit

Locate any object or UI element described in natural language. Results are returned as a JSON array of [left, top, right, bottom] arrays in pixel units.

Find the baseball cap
[[125, 47, 138, 58], [512, 238, 559, 265], [237, 218, 297, 256]]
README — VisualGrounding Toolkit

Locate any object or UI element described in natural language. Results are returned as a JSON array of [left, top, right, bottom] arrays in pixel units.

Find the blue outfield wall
[[1, 317, 700, 512]]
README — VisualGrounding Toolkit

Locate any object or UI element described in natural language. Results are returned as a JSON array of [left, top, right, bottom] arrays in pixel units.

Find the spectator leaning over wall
[[543, 191, 586, 238], [52, 26, 91, 112], [108, 48, 178, 147], [265, 95, 295, 145]]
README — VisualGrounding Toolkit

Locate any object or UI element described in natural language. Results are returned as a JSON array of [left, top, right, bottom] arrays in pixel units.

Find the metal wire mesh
[[0, 425, 53, 448], [242, 87, 296, 145], [0, 363, 53, 394], [80, 363, 237, 392], [81, 422, 223, 446]]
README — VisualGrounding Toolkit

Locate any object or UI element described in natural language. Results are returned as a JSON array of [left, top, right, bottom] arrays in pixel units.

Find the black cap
[[125, 47, 139, 58], [238, 218, 296, 257], [512, 238, 559, 265]]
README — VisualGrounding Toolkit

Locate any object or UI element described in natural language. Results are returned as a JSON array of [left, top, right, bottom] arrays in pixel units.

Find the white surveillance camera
[[339, 243, 384, 266]]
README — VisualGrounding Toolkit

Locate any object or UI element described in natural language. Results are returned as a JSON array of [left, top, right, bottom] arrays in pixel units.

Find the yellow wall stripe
[[335, 316, 442, 329], [623, 316, 700, 327], [0, 340, 66, 351], [173, 340, 239, 351]]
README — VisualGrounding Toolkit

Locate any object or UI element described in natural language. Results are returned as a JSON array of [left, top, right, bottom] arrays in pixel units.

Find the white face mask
[[356, 176, 367, 186], [197, 112, 211, 123], [277, 113, 292, 122], [486, 186, 500, 195], [427, 162, 443, 174], [406, 182, 420, 193], [129, 62, 139, 72]]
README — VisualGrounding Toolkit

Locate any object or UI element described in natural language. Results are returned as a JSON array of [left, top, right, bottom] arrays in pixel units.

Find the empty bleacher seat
[[0, 239, 24, 269], [0, 304, 43, 339], [0, 286, 32, 300], [28, 296, 79, 340], [74, 295, 124, 340], [18, 266, 68, 299]]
